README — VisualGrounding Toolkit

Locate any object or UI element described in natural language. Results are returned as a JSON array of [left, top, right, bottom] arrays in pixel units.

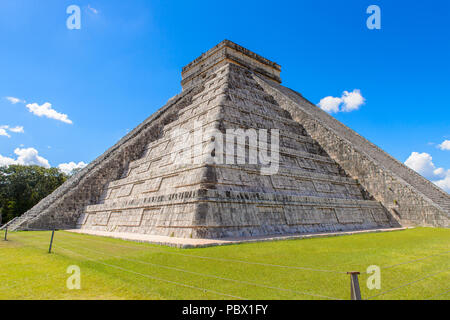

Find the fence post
[[48, 229, 55, 253], [3, 227, 7, 241], [347, 271, 362, 300]]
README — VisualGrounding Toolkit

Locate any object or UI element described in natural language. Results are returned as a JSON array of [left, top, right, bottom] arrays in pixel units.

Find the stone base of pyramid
[[66, 226, 408, 248], [76, 189, 398, 239]]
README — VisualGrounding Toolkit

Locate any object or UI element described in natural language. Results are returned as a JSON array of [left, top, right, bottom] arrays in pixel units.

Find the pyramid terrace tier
[[98, 163, 367, 204], [79, 189, 395, 238]]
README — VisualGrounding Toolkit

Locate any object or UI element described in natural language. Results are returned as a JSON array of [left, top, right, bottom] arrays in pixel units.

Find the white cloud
[[0, 125, 24, 137], [8, 126, 24, 133], [318, 89, 365, 113], [0, 125, 25, 138], [433, 167, 445, 177], [404, 152, 450, 193], [58, 161, 87, 175], [318, 96, 342, 113], [405, 152, 438, 179], [5, 96, 24, 104], [0, 128, 10, 138], [435, 175, 450, 192], [438, 140, 450, 151], [0, 154, 16, 166], [0, 147, 88, 175], [0, 148, 50, 168], [341, 89, 365, 112], [26, 102, 73, 124], [88, 5, 98, 14]]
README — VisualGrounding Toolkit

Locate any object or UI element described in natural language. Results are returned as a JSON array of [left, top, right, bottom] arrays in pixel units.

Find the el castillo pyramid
[[5, 40, 449, 238]]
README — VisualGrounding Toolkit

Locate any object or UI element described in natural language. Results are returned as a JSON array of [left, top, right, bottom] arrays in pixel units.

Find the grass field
[[0, 227, 448, 300]]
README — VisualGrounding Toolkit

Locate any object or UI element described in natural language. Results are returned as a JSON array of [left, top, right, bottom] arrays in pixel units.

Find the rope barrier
[[365, 268, 450, 299], [427, 288, 450, 300], [9, 235, 343, 299], [58, 240, 343, 300], [58, 231, 348, 274], [5, 230, 449, 300], [21, 230, 448, 276], [379, 251, 450, 270], [55, 244, 248, 300], [0, 227, 57, 233]]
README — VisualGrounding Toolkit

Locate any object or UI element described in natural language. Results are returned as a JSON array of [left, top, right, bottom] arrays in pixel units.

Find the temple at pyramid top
[[181, 40, 282, 90]]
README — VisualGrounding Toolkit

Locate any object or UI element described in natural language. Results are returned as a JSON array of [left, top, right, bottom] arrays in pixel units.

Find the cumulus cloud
[[0, 154, 16, 166], [341, 89, 365, 112], [58, 161, 87, 175], [318, 89, 365, 113], [404, 152, 450, 193], [0, 148, 50, 168], [0, 125, 24, 138], [435, 175, 450, 192], [26, 102, 72, 124], [405, 152, 440, 179], [0, 147, 88, 176], [438, 140, 450, 151], [5, 96, 24, 104], [318, 96, 342, 113]]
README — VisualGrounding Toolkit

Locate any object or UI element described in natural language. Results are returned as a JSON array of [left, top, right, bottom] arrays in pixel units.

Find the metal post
[[48, 229, 55, 253], [3, 227, 7, 241], [347, 271, 362, 300]]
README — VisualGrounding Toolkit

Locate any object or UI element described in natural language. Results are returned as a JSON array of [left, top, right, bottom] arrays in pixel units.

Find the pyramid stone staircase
[[255, 77, 449, 227]]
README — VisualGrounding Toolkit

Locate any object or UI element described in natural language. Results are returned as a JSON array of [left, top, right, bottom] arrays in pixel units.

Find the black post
[[3, 227, 7, 241], [48, 229, 55, 253], [347, 271, 362, 300]]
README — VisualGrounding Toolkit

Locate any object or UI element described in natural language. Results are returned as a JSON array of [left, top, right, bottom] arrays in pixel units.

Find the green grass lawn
[[0, 227, 448, 300]]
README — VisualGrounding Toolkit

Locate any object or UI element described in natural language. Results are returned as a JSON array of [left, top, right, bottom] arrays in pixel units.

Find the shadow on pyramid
[[6, 40, 449, 244]]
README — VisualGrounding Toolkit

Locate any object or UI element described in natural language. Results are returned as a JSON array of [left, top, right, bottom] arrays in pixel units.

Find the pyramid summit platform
[[5, 40, 449, 238]]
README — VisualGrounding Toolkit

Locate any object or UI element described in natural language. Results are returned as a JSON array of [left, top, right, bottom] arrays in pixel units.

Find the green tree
[[0, 165, 68, 224]]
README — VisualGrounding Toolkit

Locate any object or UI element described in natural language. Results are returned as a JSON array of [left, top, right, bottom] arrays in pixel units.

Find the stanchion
[[48, 229, 55, 253], [3, 227, 7, 241], [347, 271, 362, 300]]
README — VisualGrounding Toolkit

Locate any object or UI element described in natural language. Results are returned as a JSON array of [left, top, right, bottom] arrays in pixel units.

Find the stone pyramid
[[6, 40, 449, 237]]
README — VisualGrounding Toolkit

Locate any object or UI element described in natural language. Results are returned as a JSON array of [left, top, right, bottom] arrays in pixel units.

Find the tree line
[[0, 165, 71, 225]]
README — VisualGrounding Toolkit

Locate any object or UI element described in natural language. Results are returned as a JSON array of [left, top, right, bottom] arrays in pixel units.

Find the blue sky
[[0, 0, 449, 190]]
